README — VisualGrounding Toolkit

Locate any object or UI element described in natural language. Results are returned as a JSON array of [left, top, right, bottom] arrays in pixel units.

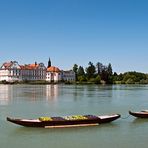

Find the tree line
[[72, 62, 148, 84]]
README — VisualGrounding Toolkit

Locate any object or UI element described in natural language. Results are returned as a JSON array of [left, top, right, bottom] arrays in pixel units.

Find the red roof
[[3, 62, 13, 68], [20, 64, 39, 70], [2, 61, 21, 69], [47, 66, 60, 72]]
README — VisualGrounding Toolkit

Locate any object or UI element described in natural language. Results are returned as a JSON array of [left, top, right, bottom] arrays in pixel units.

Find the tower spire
[[48, 57, 51, 68]]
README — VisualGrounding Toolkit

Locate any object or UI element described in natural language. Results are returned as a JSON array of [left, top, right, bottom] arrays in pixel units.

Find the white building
[[0, 60, 75, 83], [21, 62, 46, 81], [61, 70, 75, 82], [46, 66, 61, 82], [0, 61, 22, 82]]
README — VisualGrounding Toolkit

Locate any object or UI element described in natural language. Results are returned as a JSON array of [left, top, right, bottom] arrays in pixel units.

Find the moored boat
[[7, 114, 120, 128], [129, 110, 148, 118]]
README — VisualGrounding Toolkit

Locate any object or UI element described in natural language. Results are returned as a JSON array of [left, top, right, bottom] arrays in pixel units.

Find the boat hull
[[7, 114, 120, 128], [129, 111, 148, 118]]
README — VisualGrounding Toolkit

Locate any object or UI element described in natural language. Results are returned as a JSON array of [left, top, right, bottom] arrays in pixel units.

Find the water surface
[[0, 84, 148, 148]]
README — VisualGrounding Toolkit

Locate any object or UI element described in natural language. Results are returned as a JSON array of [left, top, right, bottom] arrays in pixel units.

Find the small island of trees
[[72, 62, 148, 84]]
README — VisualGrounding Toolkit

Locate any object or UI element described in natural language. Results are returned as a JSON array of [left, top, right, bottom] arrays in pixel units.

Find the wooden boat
[[129, 110, 148, 118], [7, 114, 120, 128]]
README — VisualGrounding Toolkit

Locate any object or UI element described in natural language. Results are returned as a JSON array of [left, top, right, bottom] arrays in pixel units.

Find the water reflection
[[86, 85, 113, 98], [84, 85, 113, 104], [71, 85, 85, 101], [131, 118, 148, 124], [0, 84, 147, 106], [0, 84, 114, 105], [0, 84, 59, 104], [19, 85, 47, 101], [0, 85, 13, 105], [46, 85, 58, 101]]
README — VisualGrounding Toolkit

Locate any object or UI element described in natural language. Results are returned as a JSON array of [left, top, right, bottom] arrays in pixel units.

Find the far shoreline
[[0, 80, 148, 85]]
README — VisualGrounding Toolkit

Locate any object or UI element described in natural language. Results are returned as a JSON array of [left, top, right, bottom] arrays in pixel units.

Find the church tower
[[48, 57, 51, 68]]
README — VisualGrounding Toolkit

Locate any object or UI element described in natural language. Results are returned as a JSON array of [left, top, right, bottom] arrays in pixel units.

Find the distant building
[[61, 70, 75, 82], [0, 61, 22, 82], [46, 66, 61, 82], [0, 58, 75, 83], [21, 62, 46, 81]]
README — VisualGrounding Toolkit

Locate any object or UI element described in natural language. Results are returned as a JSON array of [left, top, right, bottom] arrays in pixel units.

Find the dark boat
[[129, 110, 148, 118], [7, 114, 120, 128]]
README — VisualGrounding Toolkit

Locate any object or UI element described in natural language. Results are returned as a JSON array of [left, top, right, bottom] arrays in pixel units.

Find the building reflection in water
[[46, 85, 59, 101], [0, 85, 12, 105], [0, 84, 59, 105]]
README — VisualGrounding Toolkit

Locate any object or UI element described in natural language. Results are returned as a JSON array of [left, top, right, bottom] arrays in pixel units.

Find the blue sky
[[0, 0, 148, 73]]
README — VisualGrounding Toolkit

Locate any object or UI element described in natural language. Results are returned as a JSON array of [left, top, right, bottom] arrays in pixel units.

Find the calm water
[[0, 84, 148, 148]]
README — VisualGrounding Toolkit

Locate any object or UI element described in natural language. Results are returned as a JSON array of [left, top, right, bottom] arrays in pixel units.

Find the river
[[0, 84, 148, 148]]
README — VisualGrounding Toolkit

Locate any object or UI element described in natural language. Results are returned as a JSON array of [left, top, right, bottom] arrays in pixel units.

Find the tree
[[96, 62, 103, 75], [100, 67, 108, 82], [107, 63, 113, 76], [85, 62, 96, 79], [78, 75, 87, 82], [77, 66, 85, 77], [94, 75, 101, 84], [99, 65, 114, 84], [113, 72, 118, 76], [117, 73, 124, 81], [121, 71, 147, 84], [73, 64, 78, 81]]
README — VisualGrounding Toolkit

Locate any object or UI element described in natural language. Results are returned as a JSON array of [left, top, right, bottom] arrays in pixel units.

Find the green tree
[[121, 71, 147, 84], [77, 66, 85, 77], [85, 62, 96, 79], [100, 67, 108, 82], [94, 75, 101, 84], [78, 75, 87, 82], [96, 62, 103, 75], [107, 63, 113, 76], [117, 73, 124, 81], [73, 64, 78, 81]]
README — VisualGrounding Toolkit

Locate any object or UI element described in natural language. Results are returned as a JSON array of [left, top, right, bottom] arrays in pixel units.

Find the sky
[[0, 0, 148, 73]]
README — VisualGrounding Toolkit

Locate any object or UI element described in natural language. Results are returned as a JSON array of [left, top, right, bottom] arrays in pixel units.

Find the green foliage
[[78, 76, 87, 82], [125, 78, 135, 84], [77, 66, 85, 77], [73, 64, 78, 81], [120, 71, 147, 84], [73, 64, 78, 73], [107, 63, 113, 76], [72, 61, 148, 84], [85, 62, 96, 79], [94, 75, 101, 84], [139, 79, 148, 84], [96, 62, 103, 75]]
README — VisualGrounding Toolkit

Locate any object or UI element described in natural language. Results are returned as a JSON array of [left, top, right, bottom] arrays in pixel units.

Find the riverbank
[[0, 80, 148, 85]]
